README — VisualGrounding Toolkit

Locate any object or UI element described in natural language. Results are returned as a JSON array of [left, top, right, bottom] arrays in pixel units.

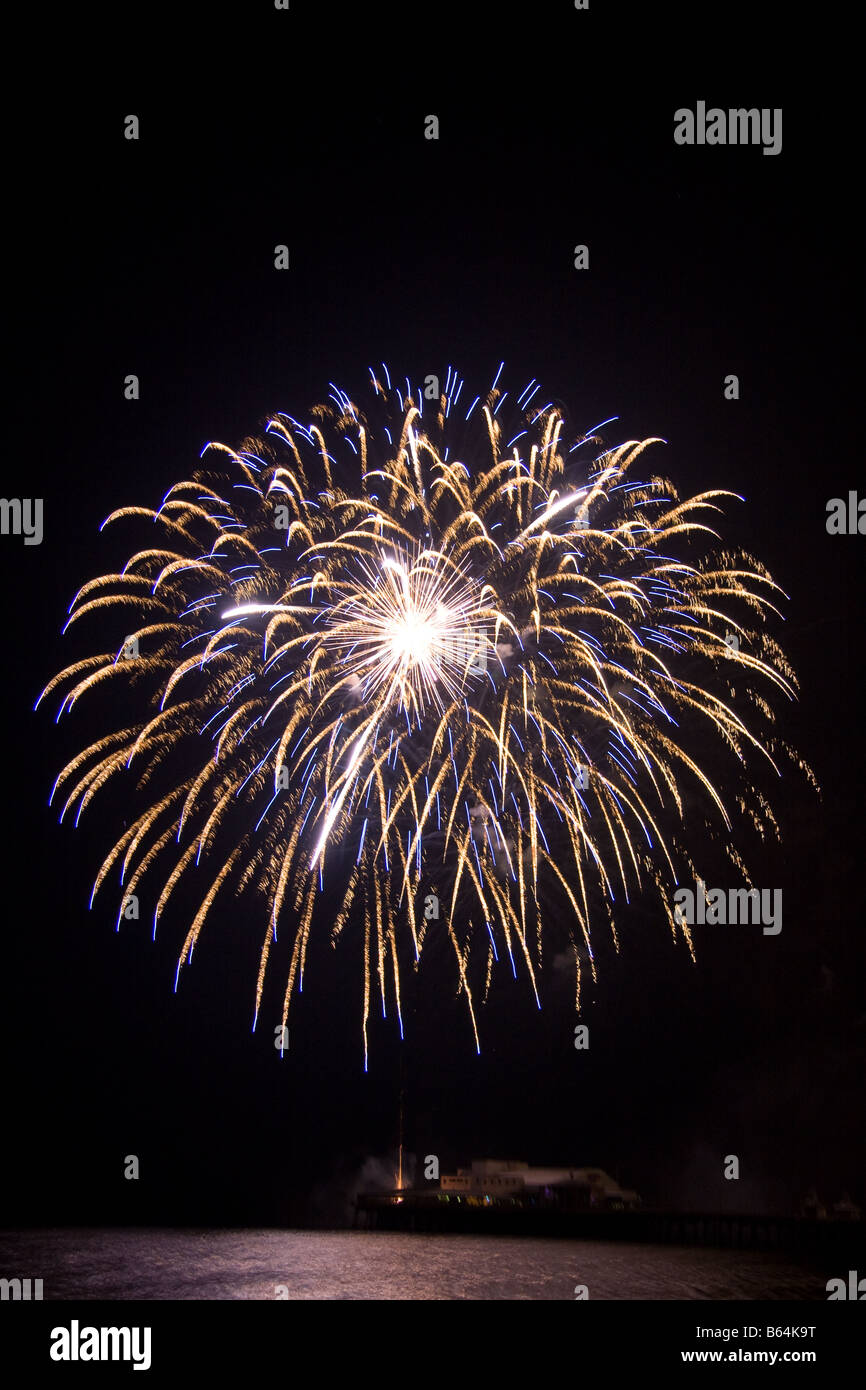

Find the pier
[[355, 1193, 866, 1258]]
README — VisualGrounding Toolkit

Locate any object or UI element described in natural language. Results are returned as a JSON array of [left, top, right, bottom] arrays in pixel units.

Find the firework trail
[[39, 364, 813, 1063]]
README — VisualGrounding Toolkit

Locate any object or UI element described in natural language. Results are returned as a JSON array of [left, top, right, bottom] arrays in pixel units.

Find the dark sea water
[[0, 1229, 834, 1299]]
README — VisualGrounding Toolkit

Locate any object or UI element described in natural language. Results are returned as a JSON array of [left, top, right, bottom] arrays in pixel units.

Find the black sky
[[3, 3, 863, 1227]]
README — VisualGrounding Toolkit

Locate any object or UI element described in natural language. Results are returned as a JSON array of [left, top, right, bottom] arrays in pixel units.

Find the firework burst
[[39, 364, 812, 1063]]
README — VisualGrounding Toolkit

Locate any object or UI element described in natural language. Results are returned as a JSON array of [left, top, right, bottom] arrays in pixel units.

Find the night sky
[[3, 4, 863, 1231]]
